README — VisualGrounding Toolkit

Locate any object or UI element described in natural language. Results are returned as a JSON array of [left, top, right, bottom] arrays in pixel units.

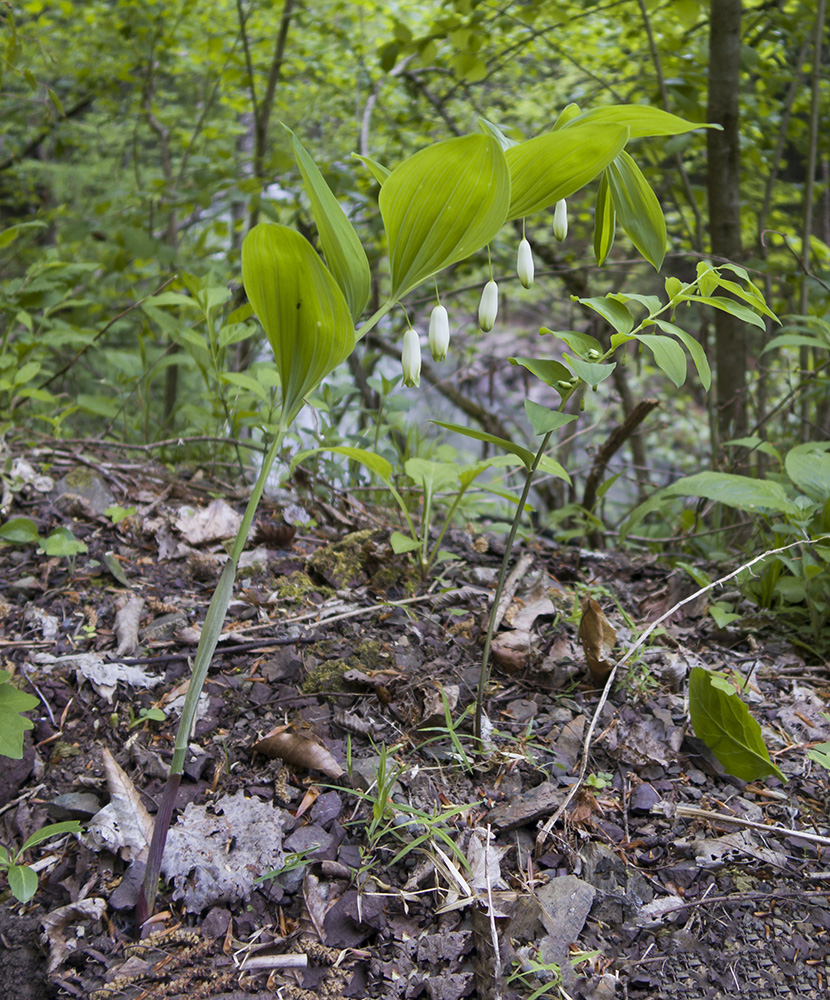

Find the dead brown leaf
[[578, 597, 617, 685], [253, 725, 343, 778]]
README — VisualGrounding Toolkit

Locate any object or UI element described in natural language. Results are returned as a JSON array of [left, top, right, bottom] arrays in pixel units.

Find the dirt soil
[[1, 441, 829, 1000]]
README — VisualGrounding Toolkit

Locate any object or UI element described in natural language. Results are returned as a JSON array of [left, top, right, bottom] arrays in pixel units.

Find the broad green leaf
[[576, 296, 634, 334], [505, 123, 628, 220], [689, 667, 786, 782], [689, 295, 767, 329], [431, 420, 534, 469], [563, 354, 616, 387], [285, 126, 370, 321], [620, 471, 800, 538], [41, 528, 87, 557], [241, 224, 355, 423], [552, 103, 582, 129], [478, 117, 519, 150], [509, 356, 573, 391], [570, 105, 720, 138], [351, 153, 391, 185], [540, 329, 603, 357], [634, 334, 687, 387], [292, 446, 394, 488], [20, 820, 81, 853], [0, 845, 9, 866], [593, 171, 615, 265], [653, 320, 711, 390], [763, 333, 826, 353], [0, 674, 38, 760], [405, 457, 458, 494], [380, 134, 510, 299], [808, 742, 830, 771], [605, 151, 666, 270], [390, 531, 420, 554], [0, 221, 46, 250], [0, 517, 40, 544], [524, 399, 577, 435], [537, 455, 571, 483], [8, 864, 38, 903], [219, 371, 270, 404], [715, 278, 778, 322], [785, 443, 830, 502], [611, 291, 663, 313]]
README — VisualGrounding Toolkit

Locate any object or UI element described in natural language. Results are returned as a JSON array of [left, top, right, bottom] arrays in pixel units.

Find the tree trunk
[[707, 0, 746, 447]]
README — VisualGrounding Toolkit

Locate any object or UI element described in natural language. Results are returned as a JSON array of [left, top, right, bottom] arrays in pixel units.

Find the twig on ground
[[674, 805, 830, 849]]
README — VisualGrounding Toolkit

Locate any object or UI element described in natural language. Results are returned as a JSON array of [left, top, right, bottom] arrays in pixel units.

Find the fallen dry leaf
[[253, 726, 343, 778], [578, 597, 617, 685]]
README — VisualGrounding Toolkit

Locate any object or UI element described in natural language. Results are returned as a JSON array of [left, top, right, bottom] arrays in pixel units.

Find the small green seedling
[[0, 822, 81, 903], [0, 669, 39, 759]]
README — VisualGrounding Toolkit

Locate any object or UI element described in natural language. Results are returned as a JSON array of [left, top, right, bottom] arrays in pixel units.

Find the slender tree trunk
[[707, 0, 745, 448]]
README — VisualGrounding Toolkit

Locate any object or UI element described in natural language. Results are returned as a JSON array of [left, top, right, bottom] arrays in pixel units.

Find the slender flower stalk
[[553, 199, 568, 242], [428, 305, 450, 361], [517, 238, 534, 288], [478, 279, 499, 332], [401, 328, 421, 386]]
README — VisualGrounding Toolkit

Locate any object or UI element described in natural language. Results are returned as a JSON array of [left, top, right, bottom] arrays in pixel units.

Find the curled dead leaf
[[578, 597, 617, 685], [253, 726, 343, 778]]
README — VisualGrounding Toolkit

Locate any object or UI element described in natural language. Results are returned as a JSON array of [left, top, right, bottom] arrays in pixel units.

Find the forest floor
[[1, 439, 830, 1000]]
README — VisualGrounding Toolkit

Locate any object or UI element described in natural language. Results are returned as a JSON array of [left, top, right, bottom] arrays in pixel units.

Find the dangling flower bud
[[517, 238, 534, 289], [478, 280, 499, 332], [401, 328, 421, 387], [428, 305, 450, 361], [553, 199, 568, 242]]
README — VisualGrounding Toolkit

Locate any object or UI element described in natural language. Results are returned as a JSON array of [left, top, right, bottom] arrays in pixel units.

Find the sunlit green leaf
[[540, 329, 603, 357], [563, 354, 616, 387], [785, 443, 830, 502], [508, 356, 573, 391], [605, 151, 666, 270], [687, 295, 767, 329], [241, 224, 355, 424], [431, 420, 534, 469], [505, 123, 628, 220], [380, 134, 510, 299], [570, 105, 720, 138], [351, 153, 391, 185], [285, 126, 370, 321], [576, 296, 634, 334], [593, 171, 615, 265], [8, 864, 38, 903], [0, 517, 40, 544]]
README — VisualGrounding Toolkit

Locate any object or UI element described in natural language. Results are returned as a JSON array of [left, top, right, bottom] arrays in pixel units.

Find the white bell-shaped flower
[[428, 305, 450, 361], [553, 199, 568, 242], [478, 280, 499, 332], [517, 238, 534, 288], [401, 328, 421, 387]]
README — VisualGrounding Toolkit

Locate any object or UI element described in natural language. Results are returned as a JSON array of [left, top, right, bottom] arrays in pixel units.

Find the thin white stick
[[675, 805, 830, 848], [536, 535, 830, 850]]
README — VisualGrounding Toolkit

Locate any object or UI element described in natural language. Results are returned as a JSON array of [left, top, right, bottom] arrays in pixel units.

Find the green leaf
[[593, 171, 616, 265], [20, 820, 81, 853], [351, 153, 390, 185], [292, 446, 394, 488], [605, 151, 666, 270], [570, 104, 720, 138], [0, 517, 40, 544], [524, 400, 577, 435], [653, 320, 711, 390], [508, 356, 573, 392], [478, 117, 519, 150], [404, 458, 458, 494], [505, 123, 629, 220], [634, 334, 687, 387], [576, 296, 634, 334], [380, 134, 510, 299], [563, 354, 616, 387], [8, 864, 38, 903], [390, 531, 420, 554], [540, 329, 603, 357], [785, 443, 830, 503], [431, 420, 534, 469], [219, 371, 271, 404], [285, 126, 371, 321], [688, 667, 786, 782], [0, 674, 38, 760], [241, 224, 355, 423], [690, 295, 767, 329], [807, 742, 830, 771], [620, 471, 800, 539], [41, 527, 88, 557]]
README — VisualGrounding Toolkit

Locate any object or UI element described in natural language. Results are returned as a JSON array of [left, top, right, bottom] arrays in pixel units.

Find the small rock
[[629, 783, 660, 814]]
